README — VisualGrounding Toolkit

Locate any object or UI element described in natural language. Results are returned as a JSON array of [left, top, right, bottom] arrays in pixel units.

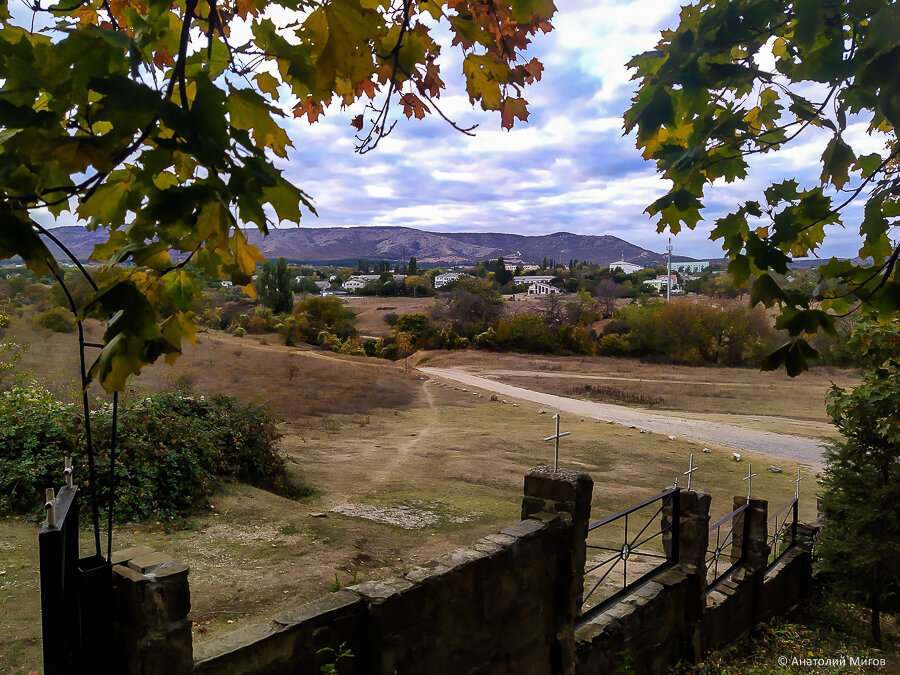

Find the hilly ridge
[[42, 225, 696, 266]]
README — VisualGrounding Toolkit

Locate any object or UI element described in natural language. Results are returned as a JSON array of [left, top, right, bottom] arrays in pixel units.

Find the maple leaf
[[350, 114, 364, 131], [399, 93, 429, 120], [524, 57, 543, 82], [153, 46, 174, 68], [354, 78, 376, 100], [422, 60, 445, 98], [500, 96, 528, 130], [293, 96, 325, 123]]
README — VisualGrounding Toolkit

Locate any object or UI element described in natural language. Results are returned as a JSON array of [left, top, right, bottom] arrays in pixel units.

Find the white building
[[609, 261, 643, 274], [643, 274, 679, 292], [528, 282, 562, 296], [671, 261, 709, 273], [513, 275, 556, 285], [342, 279, 367, 291], [434, 272, 465, 288]]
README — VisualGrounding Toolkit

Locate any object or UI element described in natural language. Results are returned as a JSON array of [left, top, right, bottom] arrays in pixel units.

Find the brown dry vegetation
[[414, 350, 860, 423], [0, 318, 851, 673], [6, 316, 417, 421]]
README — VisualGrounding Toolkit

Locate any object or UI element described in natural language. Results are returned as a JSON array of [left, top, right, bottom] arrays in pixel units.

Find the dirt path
[[420, 367, 826, 471], [474, 368, 770, 389], [369, 382, 437, 487]]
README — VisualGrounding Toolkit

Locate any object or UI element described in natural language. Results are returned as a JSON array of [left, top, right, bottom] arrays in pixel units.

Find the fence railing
[[580, 488, 679, 623], [766, 498, 798, 568], [706, 503, 748, 589]]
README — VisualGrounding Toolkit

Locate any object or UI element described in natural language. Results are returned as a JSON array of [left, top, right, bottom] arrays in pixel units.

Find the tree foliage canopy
[[0, 0, 554, 390], [818, 319, 900, 641], [627, 0, 900, 375]]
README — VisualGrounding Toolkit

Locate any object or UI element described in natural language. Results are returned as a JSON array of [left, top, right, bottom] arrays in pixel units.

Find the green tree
[[627, 0, 899, 375], [0, 0, 555, 392], [408, 256, 418, 277], [273, 257, 293, 313], [818, 320, 900, 642]]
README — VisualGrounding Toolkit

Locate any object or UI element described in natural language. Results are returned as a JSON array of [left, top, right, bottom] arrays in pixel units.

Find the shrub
[[35, 307, 76, 333], [0, 387, 306, 521], [232, 326, 246, 337]]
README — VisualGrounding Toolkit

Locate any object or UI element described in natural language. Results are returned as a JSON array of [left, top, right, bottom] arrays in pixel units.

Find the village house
[[527, 281, 562, 296], [643, 274, 679, 293], [609, 261, 643, 274], [513, 275, 556, 286], [434, 272, 467, 288]]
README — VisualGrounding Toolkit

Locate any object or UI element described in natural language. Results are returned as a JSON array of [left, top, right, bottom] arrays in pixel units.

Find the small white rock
[[668, 435, 677, 441], [512, 403, 518, 407], [767, 465, 783, 473], [580, 418, 585, 422], [732, 452, 742, 462], [538, 409, 546, 414], [702, 448, 711, 453], [502, 400, 508, 404], [641, 429, 651, 434]]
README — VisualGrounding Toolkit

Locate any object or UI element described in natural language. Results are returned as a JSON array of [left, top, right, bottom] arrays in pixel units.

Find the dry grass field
[[343, 293, 550, 338], [0, 315, 853, 673]]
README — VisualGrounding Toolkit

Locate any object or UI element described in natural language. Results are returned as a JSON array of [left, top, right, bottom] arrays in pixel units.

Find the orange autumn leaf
[[293, 96, 325, 123], [399, 93, 429, 120]]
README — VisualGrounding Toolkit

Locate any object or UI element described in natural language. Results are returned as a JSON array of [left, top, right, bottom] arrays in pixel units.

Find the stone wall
[[108, 467, 818, 675]]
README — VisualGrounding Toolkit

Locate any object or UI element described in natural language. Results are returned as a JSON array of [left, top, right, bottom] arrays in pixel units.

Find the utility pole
[[666, 237, 672, 302]]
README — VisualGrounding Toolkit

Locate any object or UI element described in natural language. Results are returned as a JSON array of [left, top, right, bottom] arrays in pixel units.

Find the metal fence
[[766, 498, 798, 568], [706, 503, 748, 589], [580, 488, 680, 623]]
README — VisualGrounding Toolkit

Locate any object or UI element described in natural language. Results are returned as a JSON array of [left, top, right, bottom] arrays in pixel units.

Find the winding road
[[419, 366, 826, 471]]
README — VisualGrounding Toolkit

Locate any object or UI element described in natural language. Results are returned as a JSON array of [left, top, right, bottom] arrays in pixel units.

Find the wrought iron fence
[[580, 488, 679, 623], [767, 498, 798, 567], [706, 503, 748, 589]]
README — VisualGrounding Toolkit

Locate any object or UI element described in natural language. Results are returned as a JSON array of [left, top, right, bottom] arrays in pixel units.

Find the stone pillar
[[111, 546, 193, 675], [731, 497, 768, 572], [663, 489, 711, 578], [662, 489, 710, 664], [521, 465, 593, 675]]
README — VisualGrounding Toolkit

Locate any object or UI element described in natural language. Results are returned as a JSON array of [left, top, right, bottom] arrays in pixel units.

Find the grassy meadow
[[0, 309, 859, 673]]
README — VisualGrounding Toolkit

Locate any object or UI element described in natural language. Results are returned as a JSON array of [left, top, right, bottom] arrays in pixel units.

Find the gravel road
[[420, 367, 826, 471]]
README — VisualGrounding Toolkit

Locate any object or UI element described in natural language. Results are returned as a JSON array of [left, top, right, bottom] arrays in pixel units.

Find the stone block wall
[[192, 466, 593, 675], [107, 468, 819, 675]]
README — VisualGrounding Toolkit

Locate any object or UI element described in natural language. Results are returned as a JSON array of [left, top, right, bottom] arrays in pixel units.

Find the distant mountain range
[[42, 225, 701, 267]]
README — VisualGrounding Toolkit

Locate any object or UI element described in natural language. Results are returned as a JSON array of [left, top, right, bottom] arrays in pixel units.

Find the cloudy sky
[[30, 0, 880, 260], [268, 0, 879, 260]]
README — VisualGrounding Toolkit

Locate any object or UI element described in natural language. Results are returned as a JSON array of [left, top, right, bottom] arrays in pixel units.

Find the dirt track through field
[[420, 367, 826, 471]]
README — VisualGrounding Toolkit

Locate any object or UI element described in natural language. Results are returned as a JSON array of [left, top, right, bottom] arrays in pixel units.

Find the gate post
[[111, 547, 193, 675], [521, 464, 594, 675]]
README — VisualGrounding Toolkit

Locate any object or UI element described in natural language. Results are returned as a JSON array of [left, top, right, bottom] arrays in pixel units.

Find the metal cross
[[543, 413, 571, 471], [683, 453, 699, 491], [795, 469, 802, 501], [743, 463, 757, 502]]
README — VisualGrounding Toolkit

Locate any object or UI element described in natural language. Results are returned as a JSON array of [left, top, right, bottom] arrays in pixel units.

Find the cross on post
[[683, 453, 699, 491], [543, 413, 571, 471], [795, 469, 802, 501], [743, 463, 757, 502]]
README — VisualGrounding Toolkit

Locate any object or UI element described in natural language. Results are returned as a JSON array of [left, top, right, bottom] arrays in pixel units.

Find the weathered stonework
[[106, 470, 819, 675]]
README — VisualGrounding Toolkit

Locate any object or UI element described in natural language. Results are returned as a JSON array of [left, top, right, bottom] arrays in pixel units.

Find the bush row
[[0, 387, 305, 521]]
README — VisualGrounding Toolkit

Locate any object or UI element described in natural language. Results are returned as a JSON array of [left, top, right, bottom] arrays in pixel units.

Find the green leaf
[[0, 210, 58, 277], [820, 135, 855, 190], [750, 273, 787, 308], [227, 88, 292, 158]]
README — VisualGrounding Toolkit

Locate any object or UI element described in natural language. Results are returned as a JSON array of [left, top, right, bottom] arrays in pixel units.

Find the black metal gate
[[39, 481, 113, 675]]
